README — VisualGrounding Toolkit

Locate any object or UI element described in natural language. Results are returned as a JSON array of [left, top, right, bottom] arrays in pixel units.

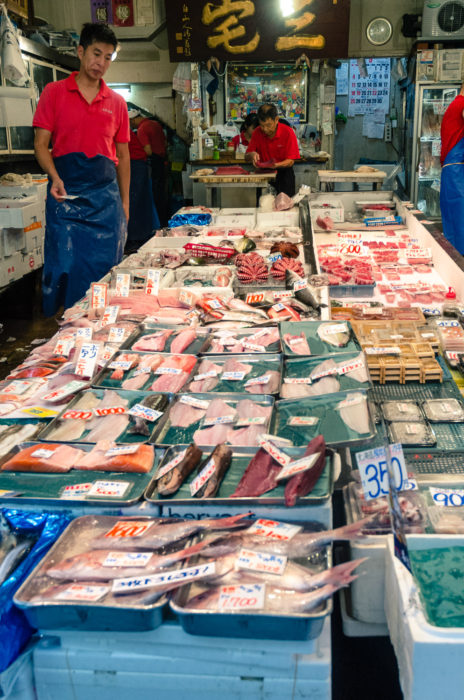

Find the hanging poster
[[336, 62, 348, 96], [91, 0, 113, 24], [112, 0, 134, 26], [348, 58, 390, 117]]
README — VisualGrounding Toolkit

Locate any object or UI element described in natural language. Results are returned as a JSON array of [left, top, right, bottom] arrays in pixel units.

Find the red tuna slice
[[170, 329, 197, 354], [230, 448, 282, 497], [284, 435, 327, 507]]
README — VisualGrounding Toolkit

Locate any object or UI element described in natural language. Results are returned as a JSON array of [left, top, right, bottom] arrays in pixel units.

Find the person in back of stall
[[232, 112, 258, 154]]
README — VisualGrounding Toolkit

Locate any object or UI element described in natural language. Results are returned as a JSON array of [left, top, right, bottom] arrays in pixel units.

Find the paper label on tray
[[271, 303, 286, 312], [446, 351, 461, 362], [56, 584, 109, 602], [273, 290, 293, 300], [154, 367, 183, 375], [101, 345, 116, 364], [179, 395, 209, 409], [91, 283, 107, 309], [355, 443, 407, 500], [337, 359, 365, 376], [405, 248, 431, 259], [193, 369, 219, 381], [236, 416, 266, 426], [203, 414, 236, 426], [145, 269, 161, 295], [62, 409, 94, 420], [287, 416, 319, 426], [421, 307, 440, 315], [116, 273, 130, 297], [103, 551, 153, 567], [76, 327, 93, 340], [61, 483, 93, 498], [132, 367, 152, 377], [94, 406, 126, 417], [246, 292, 264, 304], [221, 371, 246, 381], [284, 377, 313, 384], [245, 374, 270, 386], [205, 298, 223, 310], [218, 583, 265, 611], [429, 487, 464, 507], [101, 305, 120, 326], [128, 404, 163, 423], [236, 550, 287, 576], [288, 337, 303, 346], [76, 342, 100, 377], [53, 337, 75, 357], [222, 338, 239, 346], [311, 366, 339, 380], [20, 406, 59, 418], [293, 278, 308, 292], [365, 346, 401, 355], [437, 320, 461, 328], [337, 394, 365, 409], [403, 478, 418, 491], [248, 518, 302, 540], [42, 380, 88, 403], [88, 481, 131, 498], [30, 448, 56, 459], [275, 452, 321, 482], [179, 289, 195, 307], [107, 327, 126, 343], [258, 439, 291, 467], [406, 424, 419, 435], [105, 444, 140, 457], [108, 360, 133, 370], [259, 434, 293, 446], [322, 323, 348, 335], [104, 520, 154, 539], [157, 449, 187, 479], [112, 562, 216, 593], [190, 457, 216, 496], [2, 380, 33, 396], [242, 342, 266, 352]]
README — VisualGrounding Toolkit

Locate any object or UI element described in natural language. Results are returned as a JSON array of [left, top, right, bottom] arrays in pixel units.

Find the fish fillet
[[336, 352, 369, 383], [193, 423, 230, 445], [231, 448, 281, 497], [317, 323, 350, 348], [245, 370, 280, 394], [283, 333, 311, 355], [170, 329, 197, 354], [132, 330, 173, 352], [48, 391, 101, 441], [204, 398, 236, 422], [228, 424, 265, 446], [84, 391, 130, 443], [188, 359, 221, 392], [235, 400, 271, 421], [1, 444, 83, 473], [223, 358, 253, 376], [336, 393, 370, 434], [121, 355, 163, 391], [169, 400, 207, 428], [75, 441, 154, 473]]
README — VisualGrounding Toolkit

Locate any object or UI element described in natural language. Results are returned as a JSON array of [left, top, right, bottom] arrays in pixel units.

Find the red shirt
[[232, 132, 249, 149], [33, 71, 130, 165], [246, 122, 300, 163], [128, 131, 147, 161], [137, 118, 166, 158], [441, 94, 464, 164]]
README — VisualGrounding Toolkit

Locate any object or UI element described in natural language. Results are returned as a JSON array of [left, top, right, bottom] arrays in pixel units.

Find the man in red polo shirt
[[245, 103, 300, 196], [130, 111, 167, 226], [33, 22, 130, 316]]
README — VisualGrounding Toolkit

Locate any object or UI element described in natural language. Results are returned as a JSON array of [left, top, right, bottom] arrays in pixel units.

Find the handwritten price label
[[103, 551, 153, 567], [258, 439, 291, 467], [337, 242, 362, 255], [236, 549, 287, 576], [61, 483, 93, 499], [62, 410, 93, 420], [355, 443, 407, 500], [76, 327, 93, 340], [101, 305, 120, 326], [104, 520, 154, 539], [53, 336, 75, 357], [91, 283, 108, 309], [203, 414, 236, 426], [245, 374, 270, 386], [157, 449, 187, 479], [287, 415, 319, 426], [56, 584, 109, 602], [429, 487, 464, 507], [43, 380, 88, 403], [94, 406, 126, 417], [108, 327, 126, 343], [190, 457, 216, 496], [76, 342, 100, 378], [247, 518, 302, 541], [112, 562, 216, 594], [87, 481, 131, 499], [218, 583, 265, 611], [116, 273, 130, 297], [128, 403, 163, 422], [105, 445, 140, 457], [145, 269, 161, 296], [179, 395, 210, 409], [275, 452, 321, 481], [221, 371, 246, 381]]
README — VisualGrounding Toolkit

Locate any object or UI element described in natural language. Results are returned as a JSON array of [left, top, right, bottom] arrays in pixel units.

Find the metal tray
[[121, 323, 210, 356], [0, 441, 160, 506], [152, 392, 274, 448], [272, 389, 376, 448], [186, 354, 282, 395], [145, 444, 335, 506], [170, 540, 332, 641], [38, 388, 171, 444], [279, 320, 360, 357], [92, 351, 198, 392], [200, 327, 281, 355], [14, 515, 171, 630]]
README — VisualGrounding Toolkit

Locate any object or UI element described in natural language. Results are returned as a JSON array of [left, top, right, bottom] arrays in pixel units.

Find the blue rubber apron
[[127, 159, 158, 244], [440, 136, 464, 254], [42, 152, 127, 316]]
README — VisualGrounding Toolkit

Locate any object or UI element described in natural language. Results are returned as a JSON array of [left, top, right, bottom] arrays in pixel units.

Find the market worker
[[33, 22, 130, 316], [440, 83, 464, 254], [232, 112, 258, 152], [129, 110, 168, 226], [245, 103, 300, 197]]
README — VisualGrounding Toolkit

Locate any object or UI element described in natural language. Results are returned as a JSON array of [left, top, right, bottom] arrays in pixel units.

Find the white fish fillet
[[84, 391, 130, 443], [48, 391, 101, 441], [336, 393, 370, 434], [317, 323, 350, 348], [336, 352, 369, 383]]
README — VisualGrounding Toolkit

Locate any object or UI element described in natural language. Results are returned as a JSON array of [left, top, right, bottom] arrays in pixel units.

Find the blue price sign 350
[[355, 443, 408, 501]]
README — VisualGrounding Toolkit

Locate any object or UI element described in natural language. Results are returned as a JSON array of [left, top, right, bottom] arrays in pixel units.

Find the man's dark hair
[[241, 112, 259, 132], [258, 103, 278, 122], [79, 22, 118, 51]]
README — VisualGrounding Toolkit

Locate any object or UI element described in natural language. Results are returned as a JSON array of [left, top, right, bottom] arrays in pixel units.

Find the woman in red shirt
[[232, 112, 258, 152]]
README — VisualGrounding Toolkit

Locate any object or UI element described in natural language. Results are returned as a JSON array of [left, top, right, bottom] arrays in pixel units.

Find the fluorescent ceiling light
[[279, 0, 294, 18]]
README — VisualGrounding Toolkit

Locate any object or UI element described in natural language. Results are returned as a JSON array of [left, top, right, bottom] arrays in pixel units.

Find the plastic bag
[[0, 509, 71, 672], [173, 63, 191, 93], [168, 213, 212, 228], [0, 6, 28, 86], [274, 192, 294, 211]]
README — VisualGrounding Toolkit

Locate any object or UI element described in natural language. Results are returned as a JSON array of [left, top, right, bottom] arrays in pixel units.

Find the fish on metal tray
[[193, 443, 232, 499], [157, 443, 203, 496]]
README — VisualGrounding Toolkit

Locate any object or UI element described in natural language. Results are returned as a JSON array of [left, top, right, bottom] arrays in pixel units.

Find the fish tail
[[330, 517, 373, 540], [204, 512, 253, 530]]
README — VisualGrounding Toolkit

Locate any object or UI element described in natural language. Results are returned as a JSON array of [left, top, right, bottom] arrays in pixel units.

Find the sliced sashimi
[[1, 444, 84, 473], [193, 423, 231, 445], [283, 333, 311, 355], [170, 329, 197, 354], [230, 448, 281, 497]]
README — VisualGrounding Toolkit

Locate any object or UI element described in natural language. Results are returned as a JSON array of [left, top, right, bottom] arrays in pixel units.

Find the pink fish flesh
[[283, 333, 311, 355], [170, 329, 198, 354], [132, 330, 173, 352]]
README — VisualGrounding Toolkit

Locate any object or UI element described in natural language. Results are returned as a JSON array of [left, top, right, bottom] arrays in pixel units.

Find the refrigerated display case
[[412, 83, 460, 218]]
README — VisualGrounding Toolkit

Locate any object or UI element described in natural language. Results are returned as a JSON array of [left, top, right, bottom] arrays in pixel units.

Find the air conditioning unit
[[422, 1, 464, 38]]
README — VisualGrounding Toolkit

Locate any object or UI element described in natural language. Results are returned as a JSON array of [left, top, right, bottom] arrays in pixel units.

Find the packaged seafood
[[152, 393, 274, 448], [273, 390, 375, 447], [122, 324, 210, 356], [93, 351, 197, 393], [281, 352, 370, 399], [346, 480, 426, 536], [387, 421, 436, 447], [203, 327, 281, 354], [186, 355, 282, 395], [380, 400, 423, 422], [38, 389, 171, 444], [146, 441, 334, 506], [422, 399, 464, 422], [280, 321, 360, 357]]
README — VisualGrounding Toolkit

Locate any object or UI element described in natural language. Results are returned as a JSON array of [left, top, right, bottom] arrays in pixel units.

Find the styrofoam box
[[0, 199, 43, 229], [0, 252, 23, 287], [33, 619, 331, 700], [214, 208, 256, 227], [0, 179, 47, 202], [23, 225, 44, 254], [22, 246, 43, 274], [256, 207, 300, 228], [309, 196, 344, 223], [2, 228, 25, 257], [0, 647, 35, 700], [385, 535, 464, 700]]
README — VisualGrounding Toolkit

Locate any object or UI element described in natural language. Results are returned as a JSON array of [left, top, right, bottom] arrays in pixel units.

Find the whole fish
[[0, 540, 33, 585], [157, 444, 203, 496], [285, 269, 325, 311], [90, 513, 252, 551], [194, 444, 232, 499]]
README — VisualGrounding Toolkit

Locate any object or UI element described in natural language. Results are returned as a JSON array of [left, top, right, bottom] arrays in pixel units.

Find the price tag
[[42, 379, 88, 403], [61, 483, 93, 499], [53, 336, 75, 357], [293, 278, 308, 292], [20, 407, 59, 418], [271, 303, 286, 312], [258, 439, 291, 467], [62, 409, 93, 420], [247, 518, 302, 540], [245, 374, 270, 387], [101, 305, 120, 326], [101, 344, 116, 364], [273, 290, 293, 300], [437, 320, 461, 328], [157, 449, 187, 479], [222, 337, 239, 346], [103, 551, 153, 567], [76, 327, 93, 340], [337, 242, 362, 255], [116, 273, 130, 297], [321, 323, 348, 335], [108, 360, 133, 370], [446, 351, 461, 362], [94, 406, 126, 417], [56, 584, 109, 602], [355, 443, 408, 500], [236, 416, 266, 426], [87, 481, 131, 498], [179, 289, 195, 307], [2, 380, 33, 396], [275, 452, 321, 482], [30, 448, 56, 459], [337, 358, 366, 376], [105, 445, 140, 457], [365, 346, 401, 355], [221, 371, 246, 381], [405, 248, 432, 259], [203, 414, 236, 426], [128, 403, 163, 422], [205, 298, 223, 310], [242, 342, 266, 352], [218, 583, 265, 611], [76, 342, 100, 377], [284, 377, 313, 384], [132, 367, 151, 377], [108, 327, 126, 343], [179, 395, 210, 409], [421, 307, 441, 315], [311, 366, 338, 381], [236, 549, 287, 576], [91, 283, 108, 309], [104, 520, 154, 539], [190, 457, 217, 496], [193, 370, 219, 381], [429, 487, 464, 507], [112, 562, 216, 594], [154, 367, 183, 375], [269, 253, 283, 263], [287, 416, 319, 426], [403, 477, 418, 491], [146, 269, 161, 296]]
